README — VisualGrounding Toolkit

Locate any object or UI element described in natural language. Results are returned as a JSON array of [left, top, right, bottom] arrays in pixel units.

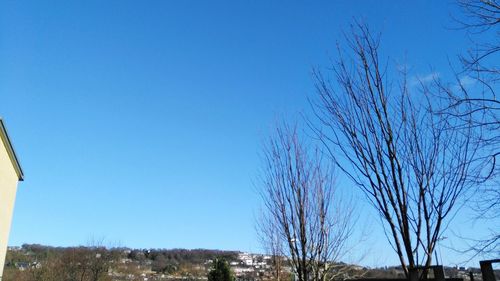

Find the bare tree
[[449, 0, 499, 181], [258, 122, 354, 281], [46, 246, 113, 281], [456, 0, 499, 80], [311, 24, 479, 280], [441, 0, 500, 259], [453, 0, 500, 181], [257, 213, 286, 281]]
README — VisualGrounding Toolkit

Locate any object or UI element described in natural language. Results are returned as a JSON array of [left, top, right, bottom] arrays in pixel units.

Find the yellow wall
[[0, 139, 20, 280]]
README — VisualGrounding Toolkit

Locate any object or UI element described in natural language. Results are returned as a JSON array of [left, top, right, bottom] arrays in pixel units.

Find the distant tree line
[[2, 244, 240, 281], [4, 244, 116, 281]]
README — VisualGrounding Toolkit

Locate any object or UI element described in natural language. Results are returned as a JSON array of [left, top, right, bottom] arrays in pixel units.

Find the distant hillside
[[3, 244, 498, 281]]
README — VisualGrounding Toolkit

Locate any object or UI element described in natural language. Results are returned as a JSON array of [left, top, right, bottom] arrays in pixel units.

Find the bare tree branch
[[258, 122, 356, 281], [311, 23, 479, 280]]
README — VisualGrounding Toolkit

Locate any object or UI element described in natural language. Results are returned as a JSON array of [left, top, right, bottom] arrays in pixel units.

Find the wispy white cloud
[[451, 75, 478, 92], [409, 72, 440, 87], [459, 75, 476, 87]]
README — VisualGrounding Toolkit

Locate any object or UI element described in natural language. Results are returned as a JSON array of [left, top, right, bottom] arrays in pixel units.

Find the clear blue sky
[[0, 0, 492, 267]]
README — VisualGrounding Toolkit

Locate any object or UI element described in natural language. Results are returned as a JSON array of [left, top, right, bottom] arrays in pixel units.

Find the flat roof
[[0, 119, 24, 181]]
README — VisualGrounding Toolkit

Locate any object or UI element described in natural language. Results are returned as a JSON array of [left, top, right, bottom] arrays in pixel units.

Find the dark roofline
[[0, 119, 24, 181]]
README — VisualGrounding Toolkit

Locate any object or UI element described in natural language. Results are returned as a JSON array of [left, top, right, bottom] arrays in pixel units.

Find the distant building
[[238, 253, 254, 266], [0, 119, 23, 280]]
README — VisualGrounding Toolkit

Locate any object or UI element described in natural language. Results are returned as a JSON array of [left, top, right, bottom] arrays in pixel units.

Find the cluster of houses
[[230, 253, 276, 279]]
